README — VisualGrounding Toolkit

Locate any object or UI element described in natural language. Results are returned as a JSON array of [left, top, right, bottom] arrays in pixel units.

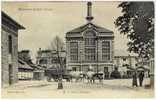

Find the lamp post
[[123, 59, 128, 77], [80, 51, 82, 72], [96, 37, 99, 73], [57, 50, 63, 89]]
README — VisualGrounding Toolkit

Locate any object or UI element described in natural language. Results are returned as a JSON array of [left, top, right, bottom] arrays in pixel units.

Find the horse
[[93, 73, 104, 83], [86, 71, 104, 83], [69, 71, 86, 82], [86, 71, 95, 83]]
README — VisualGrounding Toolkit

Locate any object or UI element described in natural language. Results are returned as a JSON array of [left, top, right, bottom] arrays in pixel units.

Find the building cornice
[[2, 24, 18, 37], [2, 11, 25, 30]]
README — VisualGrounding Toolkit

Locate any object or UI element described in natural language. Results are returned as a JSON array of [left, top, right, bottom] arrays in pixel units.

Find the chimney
[[38, 48, 42, 56], [39, 48, 41, 51], [86, 2, 94, 23]]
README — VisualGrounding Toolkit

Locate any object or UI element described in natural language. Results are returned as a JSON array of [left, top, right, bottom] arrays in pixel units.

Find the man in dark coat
[[138, 71, 144, 87], [132, 71, 138, 87]]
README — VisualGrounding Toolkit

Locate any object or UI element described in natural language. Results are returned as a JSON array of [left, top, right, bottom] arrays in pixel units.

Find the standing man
[[138, 71, 145, 87], [132, 71, 138, 87]]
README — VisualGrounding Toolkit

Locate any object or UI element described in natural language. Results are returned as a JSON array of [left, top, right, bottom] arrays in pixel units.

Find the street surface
[[2, 78, 154, 98]]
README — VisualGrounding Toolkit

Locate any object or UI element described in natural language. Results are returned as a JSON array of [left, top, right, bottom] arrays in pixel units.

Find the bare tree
[[49, 35, 65, 89], [49, 36, 64, 51]]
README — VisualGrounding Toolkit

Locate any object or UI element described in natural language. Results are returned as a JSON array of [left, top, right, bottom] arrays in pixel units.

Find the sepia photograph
[[1, 0, 155, 98]]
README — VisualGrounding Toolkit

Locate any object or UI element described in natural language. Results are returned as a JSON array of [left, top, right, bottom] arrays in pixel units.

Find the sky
[[2, 1, 132, 62]]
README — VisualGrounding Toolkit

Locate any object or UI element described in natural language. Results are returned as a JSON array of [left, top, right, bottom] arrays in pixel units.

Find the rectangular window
[[102, 41, 110, 61], [104, 67, 108, 73], [85, 38, 95, 46], [72, 67, 77, 71], [8, 35, 12, 54], [39, 59, 47, 64], [85, 48, 96, 61], [70, 42, 78, 61], [9, 64, 13, 85]]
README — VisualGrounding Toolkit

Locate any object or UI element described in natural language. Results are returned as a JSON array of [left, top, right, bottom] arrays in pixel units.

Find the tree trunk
[[150, 75, 154, 88], [149, 58, 154, 89]]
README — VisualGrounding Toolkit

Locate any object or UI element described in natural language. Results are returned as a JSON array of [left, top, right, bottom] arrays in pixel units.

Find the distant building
[[18, 50, 45, 80], [36, 48, 66, 69], [18, 59, 34, 80], [114, 55, 138, 77], [18, 50, 32, 64], [114, 50, 150, 78], [66, 2, 114, 75], [1, 11, 25, 87]]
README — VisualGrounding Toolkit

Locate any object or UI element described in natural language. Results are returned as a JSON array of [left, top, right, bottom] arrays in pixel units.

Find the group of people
[[132, 71, 145, 87]]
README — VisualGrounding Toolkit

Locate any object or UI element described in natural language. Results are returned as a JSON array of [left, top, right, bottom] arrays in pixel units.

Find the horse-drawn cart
[[45, 68, 72, 82]]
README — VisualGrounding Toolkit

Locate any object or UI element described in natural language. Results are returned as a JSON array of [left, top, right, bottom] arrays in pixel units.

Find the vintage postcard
[[1, 0, 155, 98]]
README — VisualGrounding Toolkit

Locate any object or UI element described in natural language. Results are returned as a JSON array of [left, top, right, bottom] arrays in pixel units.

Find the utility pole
[[80, 51, 82, 71]]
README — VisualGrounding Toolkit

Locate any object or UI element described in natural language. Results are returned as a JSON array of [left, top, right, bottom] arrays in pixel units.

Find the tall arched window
[[84, 31, 96, 61], [102, 41, 110, 61], [70, 42, 78, 61]]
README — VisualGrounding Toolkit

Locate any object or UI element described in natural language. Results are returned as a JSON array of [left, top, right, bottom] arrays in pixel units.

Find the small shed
[[18, 59, 34, 80], [30, 64, 45, 80], [33, 70, 45, 80]]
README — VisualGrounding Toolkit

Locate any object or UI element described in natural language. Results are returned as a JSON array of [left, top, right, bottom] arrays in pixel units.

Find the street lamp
[[80, 51, 82, 72], [96, 37, 98, 73]]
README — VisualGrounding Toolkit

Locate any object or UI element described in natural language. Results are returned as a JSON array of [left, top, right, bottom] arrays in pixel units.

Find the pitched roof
[[18, 59, 33, 70], [69, 23, 113, 33], [29, 64, 45, 70], [2, 11, 25, 29], [66, 23, 113, 37]]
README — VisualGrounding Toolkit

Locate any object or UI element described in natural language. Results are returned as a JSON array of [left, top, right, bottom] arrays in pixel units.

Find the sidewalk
[[2, 78, 154, 98]]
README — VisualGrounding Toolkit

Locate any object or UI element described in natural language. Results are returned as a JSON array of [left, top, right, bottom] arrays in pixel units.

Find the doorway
[[9, 64, 13, 85], [104, 67, 109, 79]]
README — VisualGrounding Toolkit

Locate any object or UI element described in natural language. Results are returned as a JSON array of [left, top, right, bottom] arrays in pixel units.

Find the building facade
[[1, 11, 25, 87], [18, 50, 32, 63], [114, 50, 150, 78], [114, 55, 138, 77], [36, 48, 66, 69], [18, 50, 45, 80], [66, 2, 114, 74], [18, 59, 34, 80]]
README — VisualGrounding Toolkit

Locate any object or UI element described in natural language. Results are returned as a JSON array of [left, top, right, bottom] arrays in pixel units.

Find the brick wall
[[1, 24, 18, 87], [66, 33, 114, 73]]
